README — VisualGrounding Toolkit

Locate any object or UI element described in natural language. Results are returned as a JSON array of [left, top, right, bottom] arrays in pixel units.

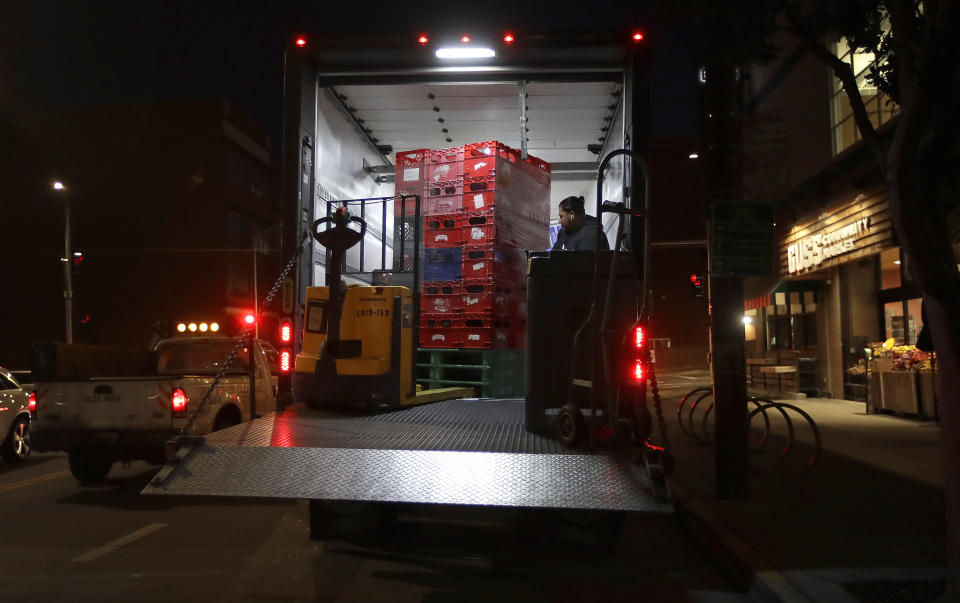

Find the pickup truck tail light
[[28, 392, 37, 414], [171, 388, 188, 417]]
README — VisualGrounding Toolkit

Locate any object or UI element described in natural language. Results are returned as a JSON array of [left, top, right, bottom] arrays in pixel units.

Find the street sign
[[710, 202, 774, 276], [281, 277, 295, 314]]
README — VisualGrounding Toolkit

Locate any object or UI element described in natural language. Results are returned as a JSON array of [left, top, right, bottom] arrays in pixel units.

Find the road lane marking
[[0, 470, 71, 493], [73, 523, 168, 562]]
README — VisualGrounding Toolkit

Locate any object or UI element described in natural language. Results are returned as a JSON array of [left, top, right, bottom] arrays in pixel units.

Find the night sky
[[0, 1, 698, 156]]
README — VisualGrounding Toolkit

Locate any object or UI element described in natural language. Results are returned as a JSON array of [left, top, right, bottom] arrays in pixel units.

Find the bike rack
[[676, 387, 822, 475]]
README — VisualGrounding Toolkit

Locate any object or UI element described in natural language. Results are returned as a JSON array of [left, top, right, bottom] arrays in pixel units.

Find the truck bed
[[143, 398, 672, 513]]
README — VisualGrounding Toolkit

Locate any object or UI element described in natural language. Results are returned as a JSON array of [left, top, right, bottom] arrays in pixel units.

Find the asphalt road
[[0, 368, 743, 603]]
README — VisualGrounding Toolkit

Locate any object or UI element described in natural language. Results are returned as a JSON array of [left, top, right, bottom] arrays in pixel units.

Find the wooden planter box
[[878, 370, 919, 414]]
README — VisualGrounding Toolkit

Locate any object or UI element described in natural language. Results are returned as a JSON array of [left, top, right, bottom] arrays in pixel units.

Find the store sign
[[788, 217, 870, 273]]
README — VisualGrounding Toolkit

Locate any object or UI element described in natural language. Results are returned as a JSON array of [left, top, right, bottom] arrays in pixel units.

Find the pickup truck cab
[[32, 336, 279, 484]]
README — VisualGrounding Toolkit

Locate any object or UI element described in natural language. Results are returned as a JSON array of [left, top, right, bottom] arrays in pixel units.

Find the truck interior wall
[[312, 87, 396, 287]]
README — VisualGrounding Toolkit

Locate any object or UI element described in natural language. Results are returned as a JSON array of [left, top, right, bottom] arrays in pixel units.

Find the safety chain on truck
[[177, 232, 309, 439], [646, 362, 674, 473]]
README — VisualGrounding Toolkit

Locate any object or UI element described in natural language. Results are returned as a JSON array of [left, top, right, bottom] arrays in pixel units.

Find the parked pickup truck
[[31, 336, 280, 484]]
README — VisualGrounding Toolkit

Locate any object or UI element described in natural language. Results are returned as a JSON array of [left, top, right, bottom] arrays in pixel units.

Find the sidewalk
[[658, 382, 947, 602]]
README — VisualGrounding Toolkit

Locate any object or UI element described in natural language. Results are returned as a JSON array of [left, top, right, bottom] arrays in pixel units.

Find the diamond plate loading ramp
[[143, 399, 673, 513]]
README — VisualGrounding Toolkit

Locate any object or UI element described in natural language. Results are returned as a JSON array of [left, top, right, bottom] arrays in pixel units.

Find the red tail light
[[171, 388, 188, 416], [295, 37, 307, 47], [634, 326, 645, 349], [28, 392, 37, 414], [280, 350, 292, 373], [633, 359, 645, 383], [244, 314, 256, 325], [632, 31, 644, 42], [280, 320, 292, 343], [417, 35, 429, 45], [503, 33, 515, 44]]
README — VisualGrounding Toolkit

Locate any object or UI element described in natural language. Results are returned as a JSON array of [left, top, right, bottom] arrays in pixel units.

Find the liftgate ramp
[[143, 398, 672, 513]]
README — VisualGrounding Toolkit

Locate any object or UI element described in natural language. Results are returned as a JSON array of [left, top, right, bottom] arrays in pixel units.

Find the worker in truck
[[551, 195, 610, 251]]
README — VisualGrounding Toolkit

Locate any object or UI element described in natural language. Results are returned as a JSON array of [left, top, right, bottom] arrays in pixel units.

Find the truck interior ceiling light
[[689, 152, 699, 159], [295, 37, 306, 47], [188, 323, 197, 332], [418, 35, 429, 45], [436, 47, 495, 59], [177, 323, 187, 332], [503, 33, 515, 43], [210, 322, 219, 332]]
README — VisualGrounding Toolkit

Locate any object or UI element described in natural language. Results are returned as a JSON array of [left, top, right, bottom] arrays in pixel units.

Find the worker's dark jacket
[[551, 215, 610, 251]]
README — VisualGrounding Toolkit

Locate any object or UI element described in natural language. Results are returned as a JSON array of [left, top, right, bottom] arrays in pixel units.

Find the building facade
[[1, 99, 280, 367]]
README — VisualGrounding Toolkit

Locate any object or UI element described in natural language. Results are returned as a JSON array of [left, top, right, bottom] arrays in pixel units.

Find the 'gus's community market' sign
[[788, 217, 870, 274]]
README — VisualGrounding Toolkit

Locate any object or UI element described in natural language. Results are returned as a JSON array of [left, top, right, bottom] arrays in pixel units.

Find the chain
[[177, 233, 309, 438], [646, 362, 674, 472]]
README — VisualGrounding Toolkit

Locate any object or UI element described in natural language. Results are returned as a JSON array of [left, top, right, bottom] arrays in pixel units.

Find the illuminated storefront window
[[830, 24, 898, 155]]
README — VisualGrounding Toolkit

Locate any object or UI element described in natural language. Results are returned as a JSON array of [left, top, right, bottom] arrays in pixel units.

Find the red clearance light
[[633, 359, 645, 383], [461, 35, 471, 43], [632, 32, 644, 42], [635, 326, 645, 349], [690, 273, 698, 283], [28, 392, 37, 413], [171, 388, 188, 415], [280, 321, 292, 343], [418, 35, 429, 45], [295, 37, 307, 47], [503, 33, 515, 44], [279, 350, 292, 373], [244, 314, 256, 325]]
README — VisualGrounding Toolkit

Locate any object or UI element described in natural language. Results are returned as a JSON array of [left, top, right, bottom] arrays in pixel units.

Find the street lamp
[[53, 181, 73, 344]]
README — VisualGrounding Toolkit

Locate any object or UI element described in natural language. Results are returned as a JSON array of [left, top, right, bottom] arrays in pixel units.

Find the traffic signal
[[690, 273, 704, 299]]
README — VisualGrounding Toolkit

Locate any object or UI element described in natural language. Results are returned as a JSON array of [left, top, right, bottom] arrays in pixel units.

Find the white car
[[0, 366, 31, 462]]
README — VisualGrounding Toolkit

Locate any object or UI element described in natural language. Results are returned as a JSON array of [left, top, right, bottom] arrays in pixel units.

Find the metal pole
[[253, 238, 259, 339], [63, 196, 74, 344]]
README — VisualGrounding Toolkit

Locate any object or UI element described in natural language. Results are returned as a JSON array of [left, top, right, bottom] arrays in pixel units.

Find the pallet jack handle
[[587, 149, 651, 449], [312, 207, 367, 349]]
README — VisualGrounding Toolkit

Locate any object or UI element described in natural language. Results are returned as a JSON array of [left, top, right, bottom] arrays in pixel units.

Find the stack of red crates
[[398, 141, 551, 349]]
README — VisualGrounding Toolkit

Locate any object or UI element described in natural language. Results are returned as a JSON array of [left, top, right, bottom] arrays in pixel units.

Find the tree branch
[[783, 10, 886, 163], [888, 0, 919, 103]]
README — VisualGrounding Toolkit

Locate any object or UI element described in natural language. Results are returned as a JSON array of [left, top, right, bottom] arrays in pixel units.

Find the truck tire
[[1, 416, 30, 462], [68, 450, 114, 484]]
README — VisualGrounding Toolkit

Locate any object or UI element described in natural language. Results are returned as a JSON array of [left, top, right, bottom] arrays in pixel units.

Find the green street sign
[[711, 201, 774, 276]]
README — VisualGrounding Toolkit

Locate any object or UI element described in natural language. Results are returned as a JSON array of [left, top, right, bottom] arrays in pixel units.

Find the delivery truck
[[145, 27, 672, 542]]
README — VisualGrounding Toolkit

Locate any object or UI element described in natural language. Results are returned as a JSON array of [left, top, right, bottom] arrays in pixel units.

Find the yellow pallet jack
[[293, 199, 471, 410]]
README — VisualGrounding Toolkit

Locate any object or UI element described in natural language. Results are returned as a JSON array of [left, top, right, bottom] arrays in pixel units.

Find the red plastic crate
[[460, 279, 514, 313], [460, 314, 512, 349], [427, 147, 465, 164], [461, 211, 497, 245], [426, 161, 463, 184], [461, 245, 518, 281], [464, 174, 496, 194], [420, 314, 459, 328], [426, 179, 463, 199], [420, 328, 463, 348], [421, 281, 463, 313], [462, 189, 495, 212], [422, 195, 461, 216], [394, 149, 427, 197], [424, 214, 462, 248]]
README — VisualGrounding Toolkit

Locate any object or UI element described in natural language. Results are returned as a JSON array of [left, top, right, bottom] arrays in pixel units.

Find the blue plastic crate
[[423, 247, 462, 281]]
